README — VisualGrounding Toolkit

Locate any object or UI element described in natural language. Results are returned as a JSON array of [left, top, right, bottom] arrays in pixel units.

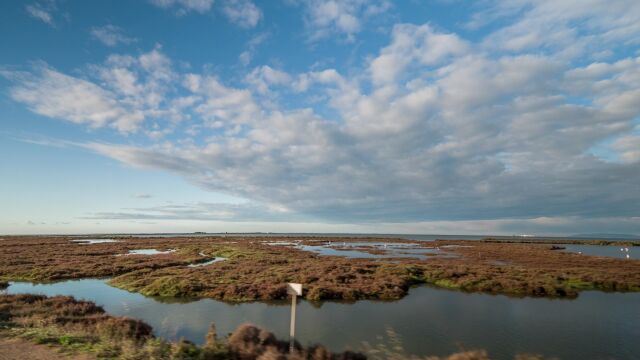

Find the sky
[[1, 0, 639, 236]]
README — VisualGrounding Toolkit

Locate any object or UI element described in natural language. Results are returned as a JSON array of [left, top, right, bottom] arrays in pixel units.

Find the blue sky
[[1, 0, 639, 235]]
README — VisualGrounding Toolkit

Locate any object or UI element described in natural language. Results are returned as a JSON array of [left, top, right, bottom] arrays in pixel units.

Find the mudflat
[[0, 337, 94, 360]]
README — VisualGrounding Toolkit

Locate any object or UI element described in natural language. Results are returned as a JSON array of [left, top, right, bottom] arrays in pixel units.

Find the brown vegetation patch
[[1, 236, 639, 301], [0, 294, 152, 341], [481, 237, 639, 246]]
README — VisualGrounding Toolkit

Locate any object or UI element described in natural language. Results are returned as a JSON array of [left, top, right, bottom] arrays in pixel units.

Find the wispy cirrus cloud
[[476, 0, 640, 59], [239, 32, 270, 66], [91, 25, 137, 47], [148, 0, 262, 28], [82, 201, 298, 222], [25, 0, 65, 27], [148, 0, 214, 15]]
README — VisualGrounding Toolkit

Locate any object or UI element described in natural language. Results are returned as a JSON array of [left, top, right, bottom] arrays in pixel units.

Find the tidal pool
[[125, 249, 176, 255], [6, 280, 639, 359], [560, 244, 635, 259], [70, 239, 119, 244], [295, 242, 448, 260], [187, 257, 227, 267]]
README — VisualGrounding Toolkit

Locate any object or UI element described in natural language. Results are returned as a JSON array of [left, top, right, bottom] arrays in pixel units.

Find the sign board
[[287, 283, 302, 296]]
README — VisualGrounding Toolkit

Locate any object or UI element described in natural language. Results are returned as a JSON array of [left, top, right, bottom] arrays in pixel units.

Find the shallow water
[[126, 249, 176, 255], [298, 245, 435, 259], [560, 244, 635, 259], [295, 242, 449, 260], [70, 239, 119, 244], [187, 257, 227, 267], [6, 280, 640, 359], [266, 241, 301, 246]]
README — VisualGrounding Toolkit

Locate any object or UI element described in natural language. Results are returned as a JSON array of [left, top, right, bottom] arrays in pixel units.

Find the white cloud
[[82, 201, 299, 222], [91, 25, 137, 47], [25, 1, 57, 26], [300, 0, 392, 42], [75, 48, 639, 222], [149, 0, 262, 28], [245, 66, 292, 94], [149, 0, 214, 14], [478, 0, 640, 59], [369, 24, 468, 86], [221, 0, 262, 28], [4, 67, 142, 132], [239, 32, 269, 66], [186, 74, 261, 127], [2, 48, 183, 134], [611, 134, 640, 163]]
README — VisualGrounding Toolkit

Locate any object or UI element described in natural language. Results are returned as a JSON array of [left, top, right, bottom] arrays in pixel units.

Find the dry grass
[[1, 236, 639, 301]]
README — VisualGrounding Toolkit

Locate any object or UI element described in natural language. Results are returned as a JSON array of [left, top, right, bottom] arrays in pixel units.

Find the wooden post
[[289, 293, 297, 352], [287, 283, 302, 353]]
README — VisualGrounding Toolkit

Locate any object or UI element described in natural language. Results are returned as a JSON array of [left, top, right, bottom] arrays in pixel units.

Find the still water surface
[[126, 249, 176, 255], [70, 239, 119, 244], [298, 242, 445, 260], [561, 244, 635, 259], [6, 279, 639, 359]]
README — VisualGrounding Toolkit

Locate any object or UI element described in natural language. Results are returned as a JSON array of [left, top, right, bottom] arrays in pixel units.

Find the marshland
[[1, 235, 639, 359], [4, 0, 640, 358]]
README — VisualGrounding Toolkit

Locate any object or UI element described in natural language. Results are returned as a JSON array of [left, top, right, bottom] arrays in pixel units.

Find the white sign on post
[[287, 282, 302, 352], [287, 282, 302, 296]]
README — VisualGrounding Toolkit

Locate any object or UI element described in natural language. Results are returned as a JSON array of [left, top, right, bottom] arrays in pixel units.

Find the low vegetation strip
[[1, 236, 639, 301]]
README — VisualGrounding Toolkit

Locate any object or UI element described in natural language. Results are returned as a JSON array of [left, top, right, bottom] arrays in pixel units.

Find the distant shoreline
[[2, 232, 639, 241]]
